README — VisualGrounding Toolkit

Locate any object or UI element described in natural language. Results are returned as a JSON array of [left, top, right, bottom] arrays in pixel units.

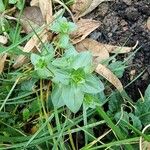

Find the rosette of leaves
[[50, 17, 77, 48], [51, 50, 104, 113]]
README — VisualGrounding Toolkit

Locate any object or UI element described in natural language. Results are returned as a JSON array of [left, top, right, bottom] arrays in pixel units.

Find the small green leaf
[[50, 17, 76, 34], [81, 75, 104, 94], [62, 84, 84, 113], [36, 67, 53, 79], [64, 44, 78, 57], [9, 0, 17, 4], [16, 0, 24, 10], [135, 99, 150, 126], [129, 113, 142, 130], [144, 84, 150, 100], [71, 68, 85, 84], [52, 69, 70, 85], [23, 108, 30, 121], [108, 61, 125, 78], [71, 51, 92, 70], [31, 53, 41, 66], [108, 92, 123, 114], [52, 57, 69, 68], [41, 43, 54, 57], [0, 0, 5, 12], [58, 34, 69, 48], [51, 84, 65, 108], [83, 94, 98, 110], [20, 79, 37, 92]]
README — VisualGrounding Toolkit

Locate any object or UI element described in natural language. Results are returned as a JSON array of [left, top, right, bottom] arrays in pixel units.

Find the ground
[[88, 0, 150, 100]]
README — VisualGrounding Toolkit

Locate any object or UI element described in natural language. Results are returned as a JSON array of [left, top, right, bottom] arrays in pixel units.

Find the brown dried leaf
[[142, 141, 150, 150], [72, 0, 113, 18], [30, 0, 39, 6], [13, 29, 52, 68], [71, 19, 101, 44], [104, 43, 136, 54], [39, 0, 53, 24], [0, 53, 7, 74], [15, 6, 44, 33], [95, 64, 123, 92], [76, 38, 109, 64], [147, 17, 150, 31], [0, 35, 8, 44], [71, 0, 92, 16]]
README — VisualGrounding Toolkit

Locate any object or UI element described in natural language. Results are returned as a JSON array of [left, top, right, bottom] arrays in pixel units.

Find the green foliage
[[134, 85, 150, 126], [30, 17, 104, 113], [108, 61, 125, 78], [0, 0, 5, 12], [9, 0, 24, 10]]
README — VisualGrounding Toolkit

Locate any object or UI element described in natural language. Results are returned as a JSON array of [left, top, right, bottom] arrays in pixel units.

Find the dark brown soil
[[89, 0, 150, 100]]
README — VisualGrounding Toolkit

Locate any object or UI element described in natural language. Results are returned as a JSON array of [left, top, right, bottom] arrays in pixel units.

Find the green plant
[[31, 16, 104, 113]]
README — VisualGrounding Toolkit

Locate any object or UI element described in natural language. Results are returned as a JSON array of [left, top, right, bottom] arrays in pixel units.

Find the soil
[[88, 0, 150, 100]]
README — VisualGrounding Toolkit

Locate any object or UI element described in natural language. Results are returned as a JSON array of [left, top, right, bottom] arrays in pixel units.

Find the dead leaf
[[103, 43, 137, 54], [76, 38, 109, 64], [72, 0, 113, 18], [0, 53, 7, 74], [147, 17, 150, 31], [95, 64, 123, 92], [71, 19, 101, 44], [39, 0, 53, 24], [71, 0, 92, 16], [0, 35, 8, 44], [15, 6, 44, 33], [13, 29, 52, 68], [30, 0, 39, 6]]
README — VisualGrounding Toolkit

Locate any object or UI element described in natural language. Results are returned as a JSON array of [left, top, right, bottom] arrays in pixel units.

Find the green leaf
[[36, 67, 53, 79], [64, 44, 78, 57], [81, 75, 104, 94], [71, 68, 85, 84], [52, 69, 70, 85], [144, 84, 150, 100], [108, 61, 125, 78], [31, 53, 41, 66], [71, 51, 93, 70], [20, 79, 37, 92], [129, 113, 142, 130], [108, 92, 123, 114], [23, 108, 30, 121], [41, 43, 54, 57], [52, 57, 69, 68], [51, 84, 65, 108], [135, 99, 150, 126], [114, 111, 129, 136], [83, 94, 98, 110], [62, 84, 84, 113], [50, 17, 76, 34], [0, 0, 5, 12], [9, 0, 17, 4], [59, 34, 69, 48], [16, 0, 24, 10]]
